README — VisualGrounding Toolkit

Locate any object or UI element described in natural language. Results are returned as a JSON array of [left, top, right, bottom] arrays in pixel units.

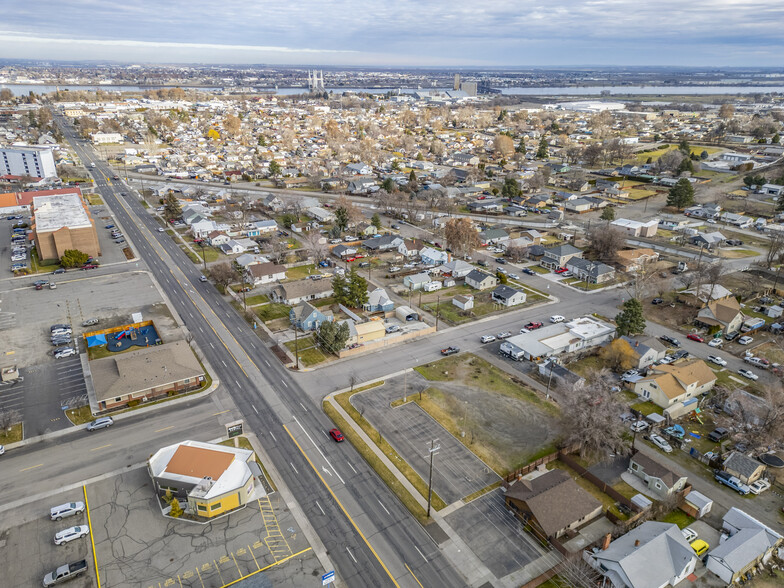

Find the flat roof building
[[32, 190, 100, 261], [0, 145, 57, 179]]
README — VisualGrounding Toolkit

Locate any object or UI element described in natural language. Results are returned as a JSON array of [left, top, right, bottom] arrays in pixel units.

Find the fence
[[504, 444, 580, 484], [559, 453, 641, 514]]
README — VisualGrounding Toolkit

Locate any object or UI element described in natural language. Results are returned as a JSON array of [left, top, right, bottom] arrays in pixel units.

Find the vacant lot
[[414, 354, 561, 473]]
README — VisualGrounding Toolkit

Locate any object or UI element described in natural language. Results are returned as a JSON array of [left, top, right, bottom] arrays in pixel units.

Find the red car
[[346, 257, 356, 262], [81, 264, 98, 270], [686, 334, 704, 343], [329, 428, 344, 442], [554, 267, 568, 274], [525, 321, 544, 330]]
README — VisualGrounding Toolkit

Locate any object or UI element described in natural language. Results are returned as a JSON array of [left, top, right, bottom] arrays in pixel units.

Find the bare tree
[[0, 408, 21, 431], [588, 227, 626, 263], [208, 262, 239, 289], [444, 217, 481, 256], [624, 256, 665, 300], [266, 235, 290, 265], [301, 230, 328, 262], [719, 384, 784, 449], [560, 369, 628, 458], [762, 233, 784, 269]]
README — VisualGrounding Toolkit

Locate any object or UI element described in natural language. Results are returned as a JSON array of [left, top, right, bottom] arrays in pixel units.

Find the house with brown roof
[[615, 248, 660, 273], [628, 452, 688, 498], [245, 262, 287, 286], [632, 359, 717, 417], [695, 295, 745, 335], [503, 468, 603, 540]]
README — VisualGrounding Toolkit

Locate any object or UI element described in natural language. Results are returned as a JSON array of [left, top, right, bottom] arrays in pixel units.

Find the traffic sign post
[[321, 571, 335, 585], [226, 420, 243, 438]]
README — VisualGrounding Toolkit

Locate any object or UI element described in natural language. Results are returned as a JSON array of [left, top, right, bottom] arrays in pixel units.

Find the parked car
[[659, 335, 681, 347], [329, 428, 344, 442], [708, 427, 729, 443], [524, 321, 543, 330], [707, 338, 723, 348], [630, 420, 649, 432], [738, 336, 754, 345], [745, 356, 769, 369], [495, 257, 506, 264], [707, 355, 727, 367], [477, 260, 488, 267], [651, 298, 664, 305], [749, 479, 771, 494], [104, 224, 114, 229], [385, 325, 400, 334], [54, 348, 77, 359], [714, 470, 751, 495], [54, 525, 89, 546], [522, 268, 536, 275], [86, 417, 113, 431], [687, 334, 704, 343], [738, 368, 758, 380], [554, 267, 568, 274], [508, 273, 520, 280], [81, 264, 98, 270], [550, 315, 565, 323], [497, 332, 512, 339], [50, 502, 85, 521], [81, 318, 99, 327], [724, 331, 740, 341], [691, 539, 710, 556], [43, 560, 88, 587], [480, 335, 496, 343], [650, 434, 673, 453], [681, 527, 698, 543], [52, 268, 66, 274], [441, 346, 460, 356]]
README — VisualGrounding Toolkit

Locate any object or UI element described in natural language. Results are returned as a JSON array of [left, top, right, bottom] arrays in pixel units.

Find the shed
[[682, 490, 713, 519], [395, 306, 418, 322], [631, 494, 652, 511]]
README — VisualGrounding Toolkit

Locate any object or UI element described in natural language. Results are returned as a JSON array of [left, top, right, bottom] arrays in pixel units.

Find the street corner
[[87, 467, 321, 588]]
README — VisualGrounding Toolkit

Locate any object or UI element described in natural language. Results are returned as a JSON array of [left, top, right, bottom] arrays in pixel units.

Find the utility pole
[[435, 295, 441, 329], [426, 439, 440, 519], [694, 243, 706, 299], [294, 328, 299, 370]]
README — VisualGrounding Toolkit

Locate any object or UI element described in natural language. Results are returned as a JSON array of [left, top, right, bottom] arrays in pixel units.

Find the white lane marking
[[235, 380, 241, 387], [289, 462, 299, 475], [346, 461, 358, 474], [293, 416, 345, 484], [322, 466, 332, 477], [281, 380, 289, 388], [264, 360, 270, 367], [299, 402, 308, 412], [252, 404, 259, 414], [346, 547, 357, 564], [415, 546, 428, 563], [222, 360, 227, 367], [250, 342, 257, 349], [316, 501, 325, 516], [269, 431, 277, 442], [377, 499, 390, 516], [209, 342, 214, 349]]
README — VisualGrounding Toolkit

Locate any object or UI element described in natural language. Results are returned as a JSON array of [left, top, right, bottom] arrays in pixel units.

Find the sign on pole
[[321, 571, 335, 585], [226, 420, 243, 438]]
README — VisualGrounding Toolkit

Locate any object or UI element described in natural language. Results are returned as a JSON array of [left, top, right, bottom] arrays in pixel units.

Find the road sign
[[322, 571, 335, 585], [226, 420, 243, 438]]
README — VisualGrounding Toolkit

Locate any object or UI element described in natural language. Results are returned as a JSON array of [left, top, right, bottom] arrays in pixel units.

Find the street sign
[[226, 420, 243, 438], [321, 571, 335, 585]]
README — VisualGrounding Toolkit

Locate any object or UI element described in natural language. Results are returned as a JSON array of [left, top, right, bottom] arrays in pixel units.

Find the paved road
[[49, 117, 465, 588]]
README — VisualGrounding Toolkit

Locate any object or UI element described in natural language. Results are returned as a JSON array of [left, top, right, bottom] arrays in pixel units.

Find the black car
[[659, 335, 681, 347], [477, 260, 488, 267], [495, 257, 507, 264], [672, 349, 689, 360], [724, 331, 740, 341], [651, 298, 663, 305], [522, 268, 536, 275]]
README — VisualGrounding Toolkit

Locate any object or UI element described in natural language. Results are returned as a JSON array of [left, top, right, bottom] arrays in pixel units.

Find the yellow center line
[[283, 424, 400, 588], [90, 444, 112, 452], [212, 410, 230, 416], [154, 426, 175, 433], [405, 563, 424, 588], [20, 463, 43, 472], [84, 485, 102, 588]]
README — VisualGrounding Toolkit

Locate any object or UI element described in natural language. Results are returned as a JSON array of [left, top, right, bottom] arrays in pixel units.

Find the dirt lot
[[415, 354, 562, 473]]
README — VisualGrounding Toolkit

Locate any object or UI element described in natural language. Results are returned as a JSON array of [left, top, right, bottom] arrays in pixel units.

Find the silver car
[[54, 525, 89, 546], [86, 417, 114, 431], [50, 502, 85, 521]]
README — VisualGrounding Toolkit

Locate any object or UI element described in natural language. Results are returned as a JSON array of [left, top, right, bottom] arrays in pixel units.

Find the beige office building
[[32, 191, 100, 261]]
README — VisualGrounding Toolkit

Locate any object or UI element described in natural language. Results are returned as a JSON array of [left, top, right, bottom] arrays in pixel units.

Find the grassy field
[[245, 294, 270, 306], [254, 302, 291, 322], [719, 249, 759, 259], [284, 335, 328, 367], [0, 423, 23, 444], [285, 264, 317, 281], [65, 405, 94, 425], [86, 194, 104, 205]]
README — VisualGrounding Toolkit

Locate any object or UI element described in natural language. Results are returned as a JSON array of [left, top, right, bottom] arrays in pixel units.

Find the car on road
[[681, 527, 698, 543], [33, 279, 49, 287], [691, 539, 710, 556], [54, 525, 89, 546], [496, 267, 507, 274], [157, 227, 165, 232], [508, 273, 520, 280], [477, 260, 488, 267], [707, 338, 723, 348], [50, 502, 85, 521], [391, 224, 400, 230], [81, 264, 98, 270], [52, 268, 66, 274], [522, 268, 536, 275], [738, 336, 753, 345], [54, 348, 77, 359], [480, 335, 496, 343], [550, 315, 565, 323], [749, 479, 771, 494], [630, 420, 649, 432], [738, 368, 758, 381], [524, 321, 544, 330], [651, 298, 664, 305], [329, 428, 344, 442], [714, 471, 750, 495], [86, 417, 114, 431], [659, 335, 681, 347], [686, 334, 704, 343], [650, 434, 673, 453], [707, 355, 727, 367], [497, 332, 512, 339], [495, 257, 506, 264], [441, 346, 460, 356]]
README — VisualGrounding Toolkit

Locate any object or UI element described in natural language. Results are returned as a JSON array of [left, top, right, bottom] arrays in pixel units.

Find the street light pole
[[426, 439, 440, 519], [435, 294, 441, 329]]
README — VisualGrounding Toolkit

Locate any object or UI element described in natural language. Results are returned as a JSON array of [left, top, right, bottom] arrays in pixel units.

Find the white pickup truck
[[43, 560, 88, 586]]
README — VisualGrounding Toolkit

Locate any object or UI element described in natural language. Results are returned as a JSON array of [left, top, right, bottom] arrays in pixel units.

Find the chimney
[[634, 539, 640, 547], [516, 473, 523, 481], [601, 533, 612, 551]]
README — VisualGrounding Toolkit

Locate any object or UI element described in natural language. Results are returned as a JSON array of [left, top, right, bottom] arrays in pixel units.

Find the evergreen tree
[[317, 320, 350, 355], [163, 192, 182, 221], [408, 170, 417, 185], [346, 268, 369, 307], [666, 178, 695, 210], [60, 249, 89, 268], [381, 178, 396, 192], [677, 157, 694, 175], [600, 206, 615, 222], [615, 298, 646, 336], [515, 137, 526, 153], [331, 272, 348, 304], [334, 207, 349, 231], [700, 150, 709, 160], [500, 177, 521, 199], [268, 160, 281, 176], [536, 137, 549, 159], [678, 138, 691, 155], [371, 213, 382, 230]]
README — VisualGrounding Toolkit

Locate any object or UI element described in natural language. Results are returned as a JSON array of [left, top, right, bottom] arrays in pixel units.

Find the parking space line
[[231, 552, 242, 577], [212, 410, 229, 416], [213, 559, 225, 586], [247, 544, 260, 570], [195, 567, 205, 588], [83, 485, 102, 588], [222, 548, 312, 588]]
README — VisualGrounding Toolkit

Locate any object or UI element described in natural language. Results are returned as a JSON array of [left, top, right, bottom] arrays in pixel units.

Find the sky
[[1, 1, 783, 67]]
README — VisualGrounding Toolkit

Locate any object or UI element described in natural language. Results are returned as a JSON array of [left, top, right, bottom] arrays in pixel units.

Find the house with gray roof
[[722, 452, 766, 485], [465, 269, 498, 290], [290, 301, 333, 332], [439, 259, 474, 278], [705, 508, 783, 584], [621, 336, 667, 369], [587, 521, 696, 588], [491, 285, 526, 307], [362, 234, 403, 251], [480, 228, 509, 244], [628, 452, 688, 498], [565, 257, 616, 284], [403, 272, 431, 291], [363, 287, 394, 313], [541, 243, 583, 269]]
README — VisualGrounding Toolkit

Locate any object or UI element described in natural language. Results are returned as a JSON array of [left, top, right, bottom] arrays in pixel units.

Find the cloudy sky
[[1, 0, 783, 66]]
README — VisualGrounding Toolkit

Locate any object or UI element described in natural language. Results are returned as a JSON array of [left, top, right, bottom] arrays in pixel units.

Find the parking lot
[[0, 269, 180, 437], [89, 468, 318, 588], [91, 205, 134, 265], [0, 491, 94, 588], [1, 215, 32, 277]]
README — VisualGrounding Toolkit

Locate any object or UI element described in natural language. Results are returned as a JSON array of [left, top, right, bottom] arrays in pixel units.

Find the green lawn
[[312, 296, 336, 308], [285, 264, 318, 280], [65, 406, 94, 425], [245, 294, 270, 306], [0, 423, 23, 444], [659, 509, 695, 529], [254, 303, 291, 322], [284, 335, 328, 367], [630, 400, 664, 416], [528, 265, 550, 274]]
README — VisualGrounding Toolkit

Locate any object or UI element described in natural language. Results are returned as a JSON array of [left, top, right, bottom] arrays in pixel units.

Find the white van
[[550, 315, 565, 323]]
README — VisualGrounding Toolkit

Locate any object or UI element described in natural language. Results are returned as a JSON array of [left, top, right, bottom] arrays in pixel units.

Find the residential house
[[480, 228, 509, 245], [403, 272, 431, 291], [620, 336, 667, 369], [246, 262, 287, 286], [467, 199, 503, 212], [722, 452, 766, 485], [451, 152, 479, 166], [541, 244, 583, 269], [587, 522, 696, 588], [234, 237, 259, 253], [234, 253, 267, 270], [520, 229, 542, 245], [420, 246, 449, 266], [439, 259, 474, 278], [720, 212, 752, 229], [207, 231, 231, 247], [342, 319, 386, 345], [705, 508, 783, 585], [220, 240, 246, 255], [307, 207, 335, 223], [363, 287, 394, 313], [501, 316, 616, 361], [250, 219, 278, 235], [615, 248, 660, 273], [633, 359, 717, 418], [260, 193, 284, 212], [348, 178, 378, 194], [503, 468, 602, 540], [398, 239, 423, 258], [491, 285, 527, 307], [565, 257, 616, 284], [452, 295, 474, 310], [563, 198, 595, 213], [465, 269, 498, 290], [343, 162, 372, 175], [363, 234, 402, 252], [290, 301, 333, 331], [270, 279, 333, 306], [691, 231, 726, 249], [331, 244, 357, 259], [695, 295, 745, 335], [628, 452, 688, 498], [356, 222, 378, 236]]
